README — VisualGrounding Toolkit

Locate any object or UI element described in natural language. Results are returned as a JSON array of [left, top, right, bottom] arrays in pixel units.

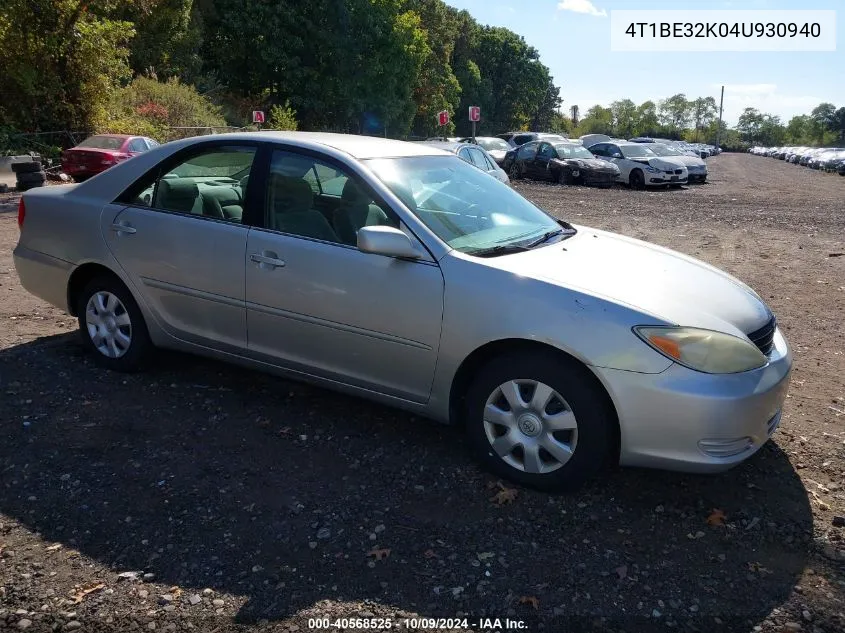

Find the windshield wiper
[[524, 228, 571, 248], [467, 244, 531, 258]]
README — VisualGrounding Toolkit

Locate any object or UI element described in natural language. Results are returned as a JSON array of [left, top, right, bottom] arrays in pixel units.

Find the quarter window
[[128, 138, 147, 152]]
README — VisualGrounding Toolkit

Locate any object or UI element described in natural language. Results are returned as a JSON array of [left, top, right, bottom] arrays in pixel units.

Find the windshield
[[648, 144, 683, 157], [78, 136, 125, 150], [366, 155, 564, 254], [555, 144, 594, 159], [476, 138, 510, 152], [620, 145, 657, 158]]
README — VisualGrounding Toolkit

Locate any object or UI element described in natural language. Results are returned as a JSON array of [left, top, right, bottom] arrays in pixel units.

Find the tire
[[76, 275, 153, 372], [11, 160, 42, 174], [629, 169, 645, 190], [508, 162, 522, 180], [16, 171, 46, 185], [16, 181, 45, 191], [464, 350, 615, 492], [557, 169, 573, 186]]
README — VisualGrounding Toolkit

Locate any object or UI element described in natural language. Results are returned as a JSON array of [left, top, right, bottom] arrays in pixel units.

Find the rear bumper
[[12, 245, 73, 312], [594, 328, 792, 473]]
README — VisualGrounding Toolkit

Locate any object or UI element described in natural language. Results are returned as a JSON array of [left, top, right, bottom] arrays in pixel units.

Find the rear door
[[244, 146, 445, 403], [534, 143, 556, 181], [105, 142, 261, 352]]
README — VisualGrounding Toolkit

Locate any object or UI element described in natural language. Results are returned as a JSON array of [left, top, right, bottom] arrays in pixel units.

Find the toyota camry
[[13, 132, 791, 491]]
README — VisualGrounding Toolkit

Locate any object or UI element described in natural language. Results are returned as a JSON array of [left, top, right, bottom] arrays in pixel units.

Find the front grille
[[748, 315, 777, 355], [674, 169, 683, 175]]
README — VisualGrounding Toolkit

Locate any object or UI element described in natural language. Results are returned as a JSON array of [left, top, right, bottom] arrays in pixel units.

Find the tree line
[[559, 94, 845, 149], [0, 0, 562, 144]]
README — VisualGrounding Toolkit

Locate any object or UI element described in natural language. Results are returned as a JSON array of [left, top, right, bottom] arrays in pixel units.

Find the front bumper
[[580, 169, 618, 186], [647, 172, 688, 185], [593, 328, 792, 473]]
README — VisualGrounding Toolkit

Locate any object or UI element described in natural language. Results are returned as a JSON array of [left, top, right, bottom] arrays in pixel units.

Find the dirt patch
[[0, 155, 843, 632]]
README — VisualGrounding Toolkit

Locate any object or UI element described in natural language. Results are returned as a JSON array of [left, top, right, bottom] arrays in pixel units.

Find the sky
[[442, 0, 844, 125]]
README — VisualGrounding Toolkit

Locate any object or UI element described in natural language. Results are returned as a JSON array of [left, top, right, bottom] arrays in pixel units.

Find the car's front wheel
[[629, 169, 645, 189], [464, 350, 615, 491], [76, 275, 153, 372], [508, 162, 522, 180]]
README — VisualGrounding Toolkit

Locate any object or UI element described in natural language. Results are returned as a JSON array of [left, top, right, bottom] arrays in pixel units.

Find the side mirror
[[612, 153, 623, 159], [357, 226, 423, 259]]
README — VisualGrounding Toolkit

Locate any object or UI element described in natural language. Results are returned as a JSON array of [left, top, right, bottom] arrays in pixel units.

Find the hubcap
[[483, 379, 578, 474], [85, 291, 132, 359]]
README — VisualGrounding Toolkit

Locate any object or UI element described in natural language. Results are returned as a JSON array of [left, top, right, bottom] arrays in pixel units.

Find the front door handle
[[111, 222, 136, 235], [250, 252, 286, 268]]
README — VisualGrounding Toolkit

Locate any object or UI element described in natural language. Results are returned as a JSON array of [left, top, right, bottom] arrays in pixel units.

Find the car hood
[[628, 156, 687, 171], [481, 226, 772, 337], [487, 149, 507, 160], [663, 155, 705, 168]]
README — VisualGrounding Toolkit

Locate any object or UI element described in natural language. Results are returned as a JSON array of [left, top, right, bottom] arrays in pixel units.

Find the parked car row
[[749, 145, 845, 175], [494, 134, 711, 189], [62, 131, 715, 192]]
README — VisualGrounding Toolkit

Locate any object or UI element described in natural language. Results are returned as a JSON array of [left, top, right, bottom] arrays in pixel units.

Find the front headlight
[[634, 326, 767, 374], [644, 166, 660, 173]]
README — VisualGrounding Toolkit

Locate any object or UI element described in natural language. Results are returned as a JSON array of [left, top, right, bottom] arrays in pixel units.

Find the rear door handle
[[111, 222, 136, 235], [250, 253, 286, 268]]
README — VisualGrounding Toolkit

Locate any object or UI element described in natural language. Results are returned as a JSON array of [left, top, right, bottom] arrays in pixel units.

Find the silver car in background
[[417, 140, 509, 184], [13, 132, 791, 491], [647, 143, 709, 183]]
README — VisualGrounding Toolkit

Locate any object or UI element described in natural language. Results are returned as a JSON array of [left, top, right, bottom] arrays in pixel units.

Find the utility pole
[[715, 85, 725, 148]]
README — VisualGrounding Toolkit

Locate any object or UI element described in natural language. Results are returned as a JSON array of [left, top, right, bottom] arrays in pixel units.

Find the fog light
[[698, 437, 754, 458]]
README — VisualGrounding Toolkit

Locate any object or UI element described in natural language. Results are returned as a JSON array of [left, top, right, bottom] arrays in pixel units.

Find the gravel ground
[[0, 154, 843, 633]]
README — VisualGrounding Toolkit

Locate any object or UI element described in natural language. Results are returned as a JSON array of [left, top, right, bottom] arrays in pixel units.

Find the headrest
[[341, 179, 370, 205], [158, 179, 198, 200], [270, 175, 313, 214]]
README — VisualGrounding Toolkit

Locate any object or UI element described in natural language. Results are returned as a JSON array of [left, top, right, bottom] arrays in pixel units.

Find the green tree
[[737, 107, 765, 143], [633, 101, 660, 136], [609, 99, 636, 139], [689, 96, 717, 142], [0, 0, 135, 132], [577, 105, 613, 135], [268, 101, 299, 131], [785, 115, 810, 144], [658, 94, 690, 136]]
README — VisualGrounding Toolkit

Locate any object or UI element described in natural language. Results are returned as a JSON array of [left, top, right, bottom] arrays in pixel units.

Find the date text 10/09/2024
[[307, 617, 528, 630]]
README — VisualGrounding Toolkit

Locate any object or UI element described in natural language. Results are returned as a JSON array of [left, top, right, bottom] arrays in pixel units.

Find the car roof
[[416, 141, 464, 153], [197, 131, 449, 159]]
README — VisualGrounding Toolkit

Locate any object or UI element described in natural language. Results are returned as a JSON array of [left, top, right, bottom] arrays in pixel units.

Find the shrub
[[96, 77, 226, 141], [269, 102, 299, 131]]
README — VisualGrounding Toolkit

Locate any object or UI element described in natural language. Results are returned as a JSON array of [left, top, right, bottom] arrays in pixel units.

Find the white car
[[588, 141, 688, 188], [647, 143, 708, 183]]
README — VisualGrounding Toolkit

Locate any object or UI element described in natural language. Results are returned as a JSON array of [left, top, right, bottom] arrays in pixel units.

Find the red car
[[61, 134, 160, 181]]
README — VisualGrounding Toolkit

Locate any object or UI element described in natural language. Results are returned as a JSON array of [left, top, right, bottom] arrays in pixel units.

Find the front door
[[105, 143, 259, 351], [244, 148, 445, 403]]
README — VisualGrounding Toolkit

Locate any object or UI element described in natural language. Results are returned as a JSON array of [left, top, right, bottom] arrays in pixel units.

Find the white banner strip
[[610, 10, 836, 52]]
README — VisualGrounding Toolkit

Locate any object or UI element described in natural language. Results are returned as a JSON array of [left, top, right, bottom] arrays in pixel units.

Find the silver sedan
[[13, 132, 792, 491]]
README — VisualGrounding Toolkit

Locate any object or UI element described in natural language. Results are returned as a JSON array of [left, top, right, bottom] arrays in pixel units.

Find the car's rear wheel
[[629, 169, 645, 190], [464, 350, 615, 491], [76, 276, 153, 372]]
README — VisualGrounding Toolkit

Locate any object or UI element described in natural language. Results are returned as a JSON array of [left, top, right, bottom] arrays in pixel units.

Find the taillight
[[17, 197, 25, 229]]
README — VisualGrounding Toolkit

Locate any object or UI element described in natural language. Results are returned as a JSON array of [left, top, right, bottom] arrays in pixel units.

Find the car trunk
[[62, 147, 120, 171]]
